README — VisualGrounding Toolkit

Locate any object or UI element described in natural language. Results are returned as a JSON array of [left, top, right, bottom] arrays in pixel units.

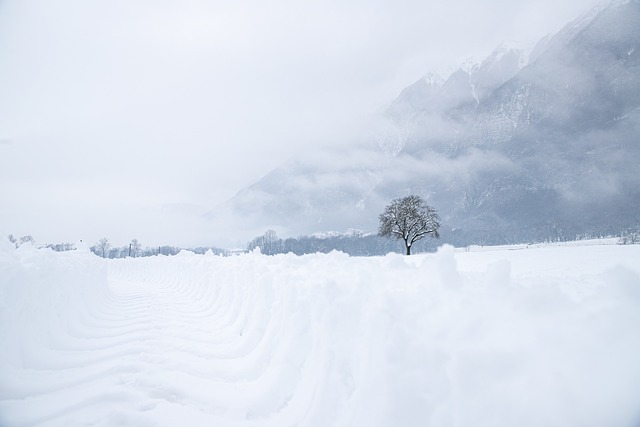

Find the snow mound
[[1, 244, 639, 426]]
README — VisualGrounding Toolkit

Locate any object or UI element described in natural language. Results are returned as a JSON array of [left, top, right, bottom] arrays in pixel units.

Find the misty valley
[[208, 0, 640, 248], [2, 1, 640, 427]]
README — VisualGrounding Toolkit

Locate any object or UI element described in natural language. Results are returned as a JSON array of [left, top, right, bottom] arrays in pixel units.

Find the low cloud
[[0, 0, 602, 246]]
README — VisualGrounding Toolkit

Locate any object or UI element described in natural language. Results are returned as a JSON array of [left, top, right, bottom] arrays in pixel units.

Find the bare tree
[[378, 195, 440, 255], [619, 229, 640, 245], [18, 235, 35, 247], [130, 239, 142, 258], [95, 237, 111, 258], [247, 230, 283, 255]]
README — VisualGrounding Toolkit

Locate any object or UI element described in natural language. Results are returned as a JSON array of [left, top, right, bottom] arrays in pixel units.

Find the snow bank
[[1, 244, 639, 426]]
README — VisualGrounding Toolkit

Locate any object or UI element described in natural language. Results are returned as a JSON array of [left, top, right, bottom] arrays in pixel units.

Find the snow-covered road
[[1, 243, 640, 426]]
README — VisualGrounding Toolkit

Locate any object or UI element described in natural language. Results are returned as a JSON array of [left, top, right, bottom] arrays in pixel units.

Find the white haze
[[0, 0, 602, 247]]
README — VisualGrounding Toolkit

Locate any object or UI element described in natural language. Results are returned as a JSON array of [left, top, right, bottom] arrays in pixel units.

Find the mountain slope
[[451, 0, 640, 241], [208, 0, 640, 245]]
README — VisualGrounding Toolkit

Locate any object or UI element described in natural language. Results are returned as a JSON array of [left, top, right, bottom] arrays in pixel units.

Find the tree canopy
[[378, 195, 440, 255]]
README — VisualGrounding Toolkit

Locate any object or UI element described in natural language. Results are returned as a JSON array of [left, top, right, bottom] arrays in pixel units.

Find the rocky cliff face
[[449, 0, 640, 242], [209, 1, 640, 245]]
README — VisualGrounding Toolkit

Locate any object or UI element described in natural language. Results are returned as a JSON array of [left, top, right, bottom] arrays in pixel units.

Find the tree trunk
[[405, 242, 411, 255]]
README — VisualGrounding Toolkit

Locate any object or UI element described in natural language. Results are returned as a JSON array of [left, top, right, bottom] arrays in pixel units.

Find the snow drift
[[1, 241, 640, 426]]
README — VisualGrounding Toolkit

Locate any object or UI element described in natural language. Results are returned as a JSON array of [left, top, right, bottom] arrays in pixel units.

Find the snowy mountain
[[388, 41, 532, 119], [208, 0, 640, 245]]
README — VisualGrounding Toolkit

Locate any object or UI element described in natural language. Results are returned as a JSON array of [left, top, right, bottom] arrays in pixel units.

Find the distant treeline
[[90, 244, 230, 259], [5, 234, 229, 258], [6, 227, 640, 258], [245, 227, 640, 256], [6, 232, 438, 257], [246, 230, 440, 256]]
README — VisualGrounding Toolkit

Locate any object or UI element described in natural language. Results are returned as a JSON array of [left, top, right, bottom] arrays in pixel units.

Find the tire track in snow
[[0, 252, 324, 426]]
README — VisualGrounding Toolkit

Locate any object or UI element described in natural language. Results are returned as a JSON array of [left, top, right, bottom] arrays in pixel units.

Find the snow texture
[[1, 243, 640, 426]]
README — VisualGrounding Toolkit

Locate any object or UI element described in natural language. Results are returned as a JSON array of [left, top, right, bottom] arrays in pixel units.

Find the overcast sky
[[0, 0, 602, 247]]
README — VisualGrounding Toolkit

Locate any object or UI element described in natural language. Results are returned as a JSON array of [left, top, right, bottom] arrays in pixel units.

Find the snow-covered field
[[1, 240, 640, 427]]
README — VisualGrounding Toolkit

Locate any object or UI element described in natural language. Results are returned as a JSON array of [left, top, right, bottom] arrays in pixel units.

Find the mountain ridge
[[207, 1, 640, 245]]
